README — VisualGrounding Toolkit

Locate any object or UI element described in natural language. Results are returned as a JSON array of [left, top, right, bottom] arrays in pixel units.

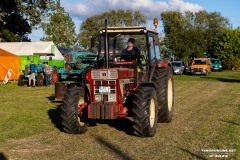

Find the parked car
[[184, 64, 191, 74], [190, 58, 211, 75], [172, 61, 184, 75], [210, 58, 222, 71]]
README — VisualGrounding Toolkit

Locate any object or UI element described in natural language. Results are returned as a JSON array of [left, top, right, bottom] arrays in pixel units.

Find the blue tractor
[[54, 51, 97, 101], [18, 63, 45, 86], [58, 51, 97, 81]]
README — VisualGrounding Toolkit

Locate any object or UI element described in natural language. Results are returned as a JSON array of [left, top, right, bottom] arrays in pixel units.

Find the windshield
[[172, 62, 182, 67], [193, 60, 206, 65], [98, 34, 147, 63], [211, 60, 220, 64]]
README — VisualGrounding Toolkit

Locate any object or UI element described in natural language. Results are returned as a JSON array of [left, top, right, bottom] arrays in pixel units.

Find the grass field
[[0, 71, 239, 160]]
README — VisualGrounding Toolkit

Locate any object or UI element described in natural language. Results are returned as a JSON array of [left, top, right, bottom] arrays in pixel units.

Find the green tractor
[[18, 54, 60, 86], [60, 20, 175, 137]]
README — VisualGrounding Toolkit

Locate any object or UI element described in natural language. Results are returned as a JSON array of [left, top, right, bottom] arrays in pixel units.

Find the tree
[[161, 11, 230, 63], [78, 10, 147, 48], [41, 2, 77, 48], [161, 11, 194, 62], [194, 11, 230, 57], [18, 0, 58, 28], [0, 0, 31, 41], [0, 0, 58, 42], [214, 29, 240, 70]]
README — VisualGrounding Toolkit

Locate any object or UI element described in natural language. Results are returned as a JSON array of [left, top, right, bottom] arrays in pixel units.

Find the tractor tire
[[18, 75, 26, 86], [132, 86, 158, 137], [36, 75, 44, 86], [157, 68, 174, 123], [61, 87, 88, 134]]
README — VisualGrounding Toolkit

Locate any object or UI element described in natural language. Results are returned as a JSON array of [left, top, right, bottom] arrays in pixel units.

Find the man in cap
[[122, 38, 140, 55]]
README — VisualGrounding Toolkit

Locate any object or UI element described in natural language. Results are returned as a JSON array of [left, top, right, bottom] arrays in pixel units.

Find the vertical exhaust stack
[[104, 19, 109, 68]]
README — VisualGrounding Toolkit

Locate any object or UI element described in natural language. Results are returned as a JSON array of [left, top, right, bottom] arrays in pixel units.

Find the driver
[[121, 38, 141, 62], [122, 38, 140, 55]]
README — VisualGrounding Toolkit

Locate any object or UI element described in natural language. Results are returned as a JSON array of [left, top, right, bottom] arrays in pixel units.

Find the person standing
[[28, 61, 37, 88], [44, 62, 52, 86]]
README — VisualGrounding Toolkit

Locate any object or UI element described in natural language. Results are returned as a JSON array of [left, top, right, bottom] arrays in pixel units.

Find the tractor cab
[[95, 26, 161, 84]]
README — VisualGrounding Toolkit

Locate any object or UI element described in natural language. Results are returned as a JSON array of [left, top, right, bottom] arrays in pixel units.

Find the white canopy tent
[[0, 41, 64, 60]]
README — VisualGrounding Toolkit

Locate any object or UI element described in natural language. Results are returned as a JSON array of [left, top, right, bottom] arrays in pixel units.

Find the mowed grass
[[0, 71, 239, 160]]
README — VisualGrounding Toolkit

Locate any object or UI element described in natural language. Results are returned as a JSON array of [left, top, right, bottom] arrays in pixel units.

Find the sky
[[29, 0, 240, 42]]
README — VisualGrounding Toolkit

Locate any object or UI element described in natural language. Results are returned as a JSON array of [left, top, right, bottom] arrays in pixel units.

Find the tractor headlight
[[108, 94, 116, 102], [94, 94, 102, 101]]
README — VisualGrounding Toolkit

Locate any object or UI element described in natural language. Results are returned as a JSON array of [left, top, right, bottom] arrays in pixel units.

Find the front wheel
[[61, 87, 88, 134], [36, 75, 44, 86], [18, 75, 26, 86], [132, 86, 158, 137]]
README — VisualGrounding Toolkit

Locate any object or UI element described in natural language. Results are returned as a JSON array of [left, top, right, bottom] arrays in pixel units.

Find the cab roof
[[99, 26, 158, 35], [194, 58, 210, 60]]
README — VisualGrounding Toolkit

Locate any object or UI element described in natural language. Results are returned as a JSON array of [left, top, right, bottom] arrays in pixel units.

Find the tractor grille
[[193, 68, 203, 72], [94, 80, 116, 102], [91, 70, 118, 79]]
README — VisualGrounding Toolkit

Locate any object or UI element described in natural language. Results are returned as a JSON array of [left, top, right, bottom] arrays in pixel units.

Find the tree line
[[0, 1, 239, 69], [161, 11, 240, 69]]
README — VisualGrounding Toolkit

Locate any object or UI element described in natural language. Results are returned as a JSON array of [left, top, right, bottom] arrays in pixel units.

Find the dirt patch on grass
[[7, 138, 55, 153]]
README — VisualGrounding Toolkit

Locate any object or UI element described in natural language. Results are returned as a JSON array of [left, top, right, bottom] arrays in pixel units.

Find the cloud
[[61, 0, 203, 21]]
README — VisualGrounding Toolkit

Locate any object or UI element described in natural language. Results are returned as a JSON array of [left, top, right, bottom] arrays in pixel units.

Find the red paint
[[85, 69, 92, 82], [52, 71, 58, 83], [39, 76, 44, 86], [156, 60, 171, 68], [78, 102, 88, 112]]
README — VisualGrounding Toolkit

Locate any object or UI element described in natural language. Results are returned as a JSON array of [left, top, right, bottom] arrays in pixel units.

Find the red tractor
[[61, 20, 174, 137]]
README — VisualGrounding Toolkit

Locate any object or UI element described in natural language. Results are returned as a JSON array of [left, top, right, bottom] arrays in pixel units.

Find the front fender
[[156, 60, 172, 68]]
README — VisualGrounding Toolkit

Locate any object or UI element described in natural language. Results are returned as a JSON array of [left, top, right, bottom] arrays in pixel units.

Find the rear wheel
[[18, 75, 26, 86], [132, 86, 158, 137], [157, 68, 174, 122], [61, 87, 88, 134], [36, 75, 44, 86]]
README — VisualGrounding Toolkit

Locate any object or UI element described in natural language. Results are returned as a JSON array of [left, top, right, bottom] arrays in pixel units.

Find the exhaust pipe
[[104, 19, 109, 68]]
